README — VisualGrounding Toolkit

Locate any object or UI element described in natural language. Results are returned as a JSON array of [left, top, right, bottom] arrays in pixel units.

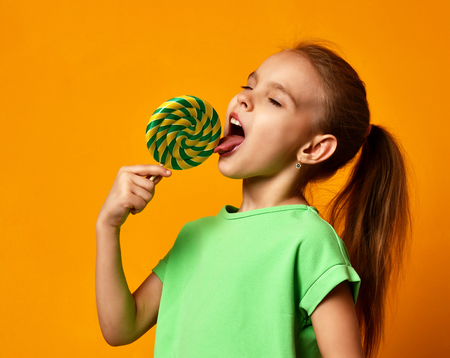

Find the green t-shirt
[[152, 205, 360, 358]]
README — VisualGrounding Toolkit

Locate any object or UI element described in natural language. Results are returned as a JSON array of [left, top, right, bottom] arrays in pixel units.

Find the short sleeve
[[297, 222, 361, 316], [152, 249, 171, 284], [300, 263, 360, 316]]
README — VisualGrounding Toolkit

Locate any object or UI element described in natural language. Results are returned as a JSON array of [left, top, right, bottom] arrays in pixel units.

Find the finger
[[152, 175, 165, 185], [128, 194, 148, 215], [124, 164, 172, 178], [132, 174, 156, 192], [130, 183, 153, 203]]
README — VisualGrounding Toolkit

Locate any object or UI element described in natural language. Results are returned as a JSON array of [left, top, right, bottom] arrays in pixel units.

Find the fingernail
[[166, 170, 171, 175]]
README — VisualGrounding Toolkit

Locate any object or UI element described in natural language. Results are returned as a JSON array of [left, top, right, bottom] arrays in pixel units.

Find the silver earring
[[296, 162, 301, 169]]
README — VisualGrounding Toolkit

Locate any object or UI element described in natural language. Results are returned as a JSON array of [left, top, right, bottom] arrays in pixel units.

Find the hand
[[97, 165, 172, 229]]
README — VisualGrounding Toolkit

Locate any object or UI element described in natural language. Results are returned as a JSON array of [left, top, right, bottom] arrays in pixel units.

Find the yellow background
[[1, 0, 449, 356]]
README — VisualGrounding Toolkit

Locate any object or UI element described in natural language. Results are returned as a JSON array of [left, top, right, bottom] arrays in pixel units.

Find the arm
[[95, 165, 171, 346], [311, 281, 364, 358]]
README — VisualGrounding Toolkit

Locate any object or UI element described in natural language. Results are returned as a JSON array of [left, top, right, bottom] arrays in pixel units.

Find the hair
[[290, 40, 411, 358]]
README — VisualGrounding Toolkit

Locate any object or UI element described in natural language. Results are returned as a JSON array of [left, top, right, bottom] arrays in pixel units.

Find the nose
[[236, 90, 253, 111]]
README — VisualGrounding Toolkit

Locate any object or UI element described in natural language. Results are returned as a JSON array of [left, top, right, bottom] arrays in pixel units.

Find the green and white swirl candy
[[145, 95, 221, 170]]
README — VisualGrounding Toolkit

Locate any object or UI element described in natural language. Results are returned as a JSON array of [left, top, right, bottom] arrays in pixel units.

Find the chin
[[217, 159, 246, 180]]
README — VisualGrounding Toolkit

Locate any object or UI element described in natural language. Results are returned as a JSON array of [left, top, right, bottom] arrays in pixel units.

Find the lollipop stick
[[147, 163, 164, 181]]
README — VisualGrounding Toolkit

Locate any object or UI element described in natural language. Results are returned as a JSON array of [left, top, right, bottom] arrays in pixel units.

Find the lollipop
[[145, 95, 221, 173]]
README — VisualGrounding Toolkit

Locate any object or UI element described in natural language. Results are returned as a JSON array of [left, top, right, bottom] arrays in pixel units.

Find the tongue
[[214, 135, 245, 154]]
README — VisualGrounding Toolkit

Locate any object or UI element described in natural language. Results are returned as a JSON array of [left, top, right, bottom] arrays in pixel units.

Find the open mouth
[[229, 117, 245, 137], [213, 115, 246, 155]]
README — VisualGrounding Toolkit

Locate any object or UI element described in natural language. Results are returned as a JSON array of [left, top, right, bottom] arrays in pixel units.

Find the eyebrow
[[247, 71, 297, 106]]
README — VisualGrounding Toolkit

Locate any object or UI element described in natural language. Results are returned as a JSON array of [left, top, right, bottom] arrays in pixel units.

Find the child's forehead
[[250, 51, 321, 94], [252, 51, 315, 79]]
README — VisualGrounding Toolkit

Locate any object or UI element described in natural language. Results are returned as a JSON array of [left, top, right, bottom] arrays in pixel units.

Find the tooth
[[231, 118, 242, 127]]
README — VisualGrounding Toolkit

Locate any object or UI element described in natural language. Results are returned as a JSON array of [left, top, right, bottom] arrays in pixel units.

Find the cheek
[[223, 96, 238, 134], [225, 96, 238, 117]]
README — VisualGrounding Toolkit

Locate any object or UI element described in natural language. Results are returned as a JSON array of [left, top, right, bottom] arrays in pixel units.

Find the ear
[[297, 134, 337, 165]]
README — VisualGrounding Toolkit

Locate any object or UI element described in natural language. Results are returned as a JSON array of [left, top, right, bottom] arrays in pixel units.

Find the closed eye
[[269, 98, 281, 107], [241, 86, 253, 90]]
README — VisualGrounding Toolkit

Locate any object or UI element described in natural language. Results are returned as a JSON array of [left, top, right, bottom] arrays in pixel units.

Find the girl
[[96, 41, 410, 358]]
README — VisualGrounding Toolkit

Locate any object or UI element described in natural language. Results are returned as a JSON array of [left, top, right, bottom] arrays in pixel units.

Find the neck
[[239, 172, 309, 212]]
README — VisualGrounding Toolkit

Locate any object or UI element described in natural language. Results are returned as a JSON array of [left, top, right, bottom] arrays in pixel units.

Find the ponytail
[[327, 125, 411, 358], [291, 41, 411, 356]]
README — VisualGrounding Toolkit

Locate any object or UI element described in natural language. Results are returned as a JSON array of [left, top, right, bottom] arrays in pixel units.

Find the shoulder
[[299, 206, 336, 236], [174, 207, 226, 240], [292, 207, 346, 253], [293, 208, 357, 291], [180, 209, 223, 230], [293, 208, 360, 315]]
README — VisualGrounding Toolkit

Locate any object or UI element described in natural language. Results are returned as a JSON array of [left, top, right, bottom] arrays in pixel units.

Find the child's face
[[218, 50, 324, 180]]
